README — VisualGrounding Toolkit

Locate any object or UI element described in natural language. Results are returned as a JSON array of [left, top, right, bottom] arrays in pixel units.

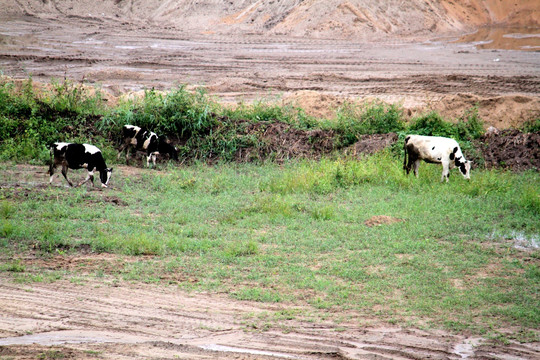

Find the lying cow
[[403, 135, 471, 182], [49, 142, 113, 188], [117, 125, 178, 167]]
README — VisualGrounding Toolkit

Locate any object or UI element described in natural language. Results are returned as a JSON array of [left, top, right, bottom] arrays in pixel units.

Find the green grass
[[1, 155, 538, 337]]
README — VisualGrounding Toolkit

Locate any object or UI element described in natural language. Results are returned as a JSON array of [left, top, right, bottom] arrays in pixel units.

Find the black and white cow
[[117, 125, 178, 167], [403, 135, 471, 182], [49, 142, 113, 187]]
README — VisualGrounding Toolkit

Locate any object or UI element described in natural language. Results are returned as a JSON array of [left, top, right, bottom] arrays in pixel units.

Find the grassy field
[[1, 154, 538, 340]]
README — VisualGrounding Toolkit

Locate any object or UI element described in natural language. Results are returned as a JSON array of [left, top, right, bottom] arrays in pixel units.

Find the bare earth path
[[1, 276, 538, 359]]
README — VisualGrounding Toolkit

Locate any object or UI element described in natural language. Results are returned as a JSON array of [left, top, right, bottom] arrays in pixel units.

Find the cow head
[[100, 168, 113, 187], [159, 137, 179, 161], [459, 160, 472, 180], [170, 146, 179, 161]]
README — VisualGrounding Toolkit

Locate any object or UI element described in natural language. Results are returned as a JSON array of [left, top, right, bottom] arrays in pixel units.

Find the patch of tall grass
[[263, 152, 410, 195]]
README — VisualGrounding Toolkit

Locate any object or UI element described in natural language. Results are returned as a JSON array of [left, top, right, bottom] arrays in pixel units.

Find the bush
[[521, 118, 540, 133], [334, 101, 404, 146], [408, 107, 484, 143], [407, 111, 456, 138]]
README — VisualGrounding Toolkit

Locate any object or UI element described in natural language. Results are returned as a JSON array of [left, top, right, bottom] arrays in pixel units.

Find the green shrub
[[407, 111, 456, 138], [408, 107, 484, 143], [521, 118, 540, 133], [334, 101, 404, 146], [455, 107, 485, 140]]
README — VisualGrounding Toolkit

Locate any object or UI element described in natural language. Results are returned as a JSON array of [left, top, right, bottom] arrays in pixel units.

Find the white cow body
[[403, 135, 471, 182]]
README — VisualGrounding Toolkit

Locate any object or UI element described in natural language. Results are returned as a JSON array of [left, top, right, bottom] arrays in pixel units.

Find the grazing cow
[[49, 142, 113, 187], [117, 125, 178, 167], [403, 135, 471, 182]]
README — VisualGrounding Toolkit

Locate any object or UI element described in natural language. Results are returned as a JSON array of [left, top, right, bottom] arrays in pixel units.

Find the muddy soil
[[478, 129, 540, 170]]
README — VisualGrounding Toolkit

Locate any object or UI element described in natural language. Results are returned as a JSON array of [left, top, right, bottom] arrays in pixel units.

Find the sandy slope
[[3, 0, 539, 39]]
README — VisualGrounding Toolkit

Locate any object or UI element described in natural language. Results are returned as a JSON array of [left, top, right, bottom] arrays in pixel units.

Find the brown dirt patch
[[478, 130, 540, 170], [0, 345, 96, 360], [234, 120, 335, 162], [282, 91, 345, 119], [420, 93, 540, 129], [1, 275, 538, 359], [364, 215, 404, 227], [348, 133, 399, 156]]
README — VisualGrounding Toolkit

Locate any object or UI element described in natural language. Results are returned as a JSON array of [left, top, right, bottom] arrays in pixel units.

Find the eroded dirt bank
[[1, 275, 538, 359]]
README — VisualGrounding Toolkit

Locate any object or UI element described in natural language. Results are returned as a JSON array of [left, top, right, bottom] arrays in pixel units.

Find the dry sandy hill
[[3, 0, 539, 39]]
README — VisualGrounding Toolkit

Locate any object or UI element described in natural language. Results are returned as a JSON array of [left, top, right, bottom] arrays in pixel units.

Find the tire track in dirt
[[1, 277, 538, 359], [1, 16, 538, 103]]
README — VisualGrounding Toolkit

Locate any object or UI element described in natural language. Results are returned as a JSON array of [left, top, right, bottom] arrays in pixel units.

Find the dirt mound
[[422, 93, 540, 129], [235, 120, 335, 162], [478, 130, 540, 170], [364, 215, 404, 227], [348, 133, 398, 156], [282, 91, 345, 120]]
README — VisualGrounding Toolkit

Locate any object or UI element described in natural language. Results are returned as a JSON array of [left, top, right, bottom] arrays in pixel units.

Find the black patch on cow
[[449, 146, 458, 161], [122, 126, 139, 142], [459, 163, 467, 175], [404, 142, 419, 174], [454, 156, 463, 167], [158, 137, 178, 160], [432, 146, 435, 150]]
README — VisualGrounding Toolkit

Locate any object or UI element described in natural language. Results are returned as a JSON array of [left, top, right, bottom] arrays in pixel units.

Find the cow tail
[[403, 136, 409, 170]]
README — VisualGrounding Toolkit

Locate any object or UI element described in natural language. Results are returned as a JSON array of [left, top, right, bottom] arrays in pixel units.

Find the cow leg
[[117, 143, 127, 160], [48, 163, 57, 184], [404, 157, 411, 175], [405, 150, 416, 176], [78, 171, 94, 187], [61, 165, 74, 187], [125, 146, 132, 166], [146, 152, 157, 168], [413, 160, 420, 177], [441, 162, 450, 183]]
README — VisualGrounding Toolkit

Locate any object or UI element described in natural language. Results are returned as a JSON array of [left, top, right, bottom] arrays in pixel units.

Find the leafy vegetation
[[0, 77, 492, 164]]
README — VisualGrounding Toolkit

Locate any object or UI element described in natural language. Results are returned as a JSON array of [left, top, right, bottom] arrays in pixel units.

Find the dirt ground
[[1, 268, 539, 360], [1, 1, 539, 128], [0, 1, 539, 358]]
